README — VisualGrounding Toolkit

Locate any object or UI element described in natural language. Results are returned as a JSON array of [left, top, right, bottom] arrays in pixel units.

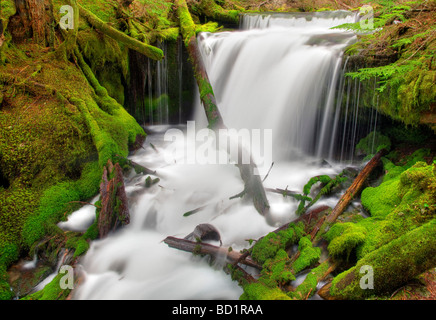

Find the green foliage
[[355, 131, 391, 157], [340, 1, 436, 127]]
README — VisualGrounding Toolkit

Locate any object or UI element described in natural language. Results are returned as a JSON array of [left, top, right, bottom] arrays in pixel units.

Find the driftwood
[[176, 0, 270, 216], [98, 160, 130, 238]]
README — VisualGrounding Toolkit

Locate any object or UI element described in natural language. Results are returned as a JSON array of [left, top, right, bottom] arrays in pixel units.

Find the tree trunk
[[98, 160, 130, 238], [10, 0, 54, 46]]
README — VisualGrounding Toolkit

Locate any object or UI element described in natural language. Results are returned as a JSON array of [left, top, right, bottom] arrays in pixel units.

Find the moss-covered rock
[[329, 219, 436, 299]]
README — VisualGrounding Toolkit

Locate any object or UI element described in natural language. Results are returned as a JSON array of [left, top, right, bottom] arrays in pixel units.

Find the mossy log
[[289, 259, 336, 300], [319, 219, 436, 300], [78, 4, 163, 60], [175, 0, 269, 216], [327, 149, 386, 223], [98, 160, 130, 238]]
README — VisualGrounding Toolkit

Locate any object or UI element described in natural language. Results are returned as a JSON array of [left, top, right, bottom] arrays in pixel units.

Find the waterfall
[[129, 40, 191, 126], [69, 12, 379, 300], [195, 11, 360, 161]]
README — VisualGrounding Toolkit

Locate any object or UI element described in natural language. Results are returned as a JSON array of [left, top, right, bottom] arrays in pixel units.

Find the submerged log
[[98, 160, 130, 238]]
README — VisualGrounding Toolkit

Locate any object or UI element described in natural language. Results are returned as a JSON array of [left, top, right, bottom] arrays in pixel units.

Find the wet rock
[[184, 223, 222, 246]]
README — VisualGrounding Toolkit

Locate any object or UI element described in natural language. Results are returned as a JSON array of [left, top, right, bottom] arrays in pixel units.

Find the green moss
[[302, 175, 331, 195], [240, 283, 291, 300], [22, 272, 71, 300], [288, 260, 330, 300], [251, 222, 304, 265], [361, 178, 402, 218], [0, 242, 19, 300], [355, 131, 391, 157], [0, 0, 16, 37], [176, 0, 196, 46], [329, 219, 436, 299], [260, 249, 295, 285], [292, 236, 321, 274], [324, 222, 367, 259], [341, 158, 435, 262]]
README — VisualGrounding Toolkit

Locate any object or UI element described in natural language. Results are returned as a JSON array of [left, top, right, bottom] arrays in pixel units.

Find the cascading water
[[195, 11, 359, 160], [65, 11, 378, 300]]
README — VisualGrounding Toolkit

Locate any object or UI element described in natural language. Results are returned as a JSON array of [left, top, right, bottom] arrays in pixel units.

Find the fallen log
[[78, 4, 163, 60], [288, 258, 337, 300], [163, 236, 261, 269], [176, 0, 269, 216], [310, 149, 386, 240]]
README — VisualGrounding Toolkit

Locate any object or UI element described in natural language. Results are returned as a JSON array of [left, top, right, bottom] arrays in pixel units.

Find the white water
[[71, 12, 362, 300]]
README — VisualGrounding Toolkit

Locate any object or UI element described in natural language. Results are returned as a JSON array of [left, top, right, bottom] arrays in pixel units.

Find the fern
[[392, 28, 435, 49], [345, 60, 421, 92]]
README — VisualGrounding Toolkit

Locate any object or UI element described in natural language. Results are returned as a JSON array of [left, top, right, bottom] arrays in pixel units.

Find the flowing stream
[[64, 11, 376, 300]]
